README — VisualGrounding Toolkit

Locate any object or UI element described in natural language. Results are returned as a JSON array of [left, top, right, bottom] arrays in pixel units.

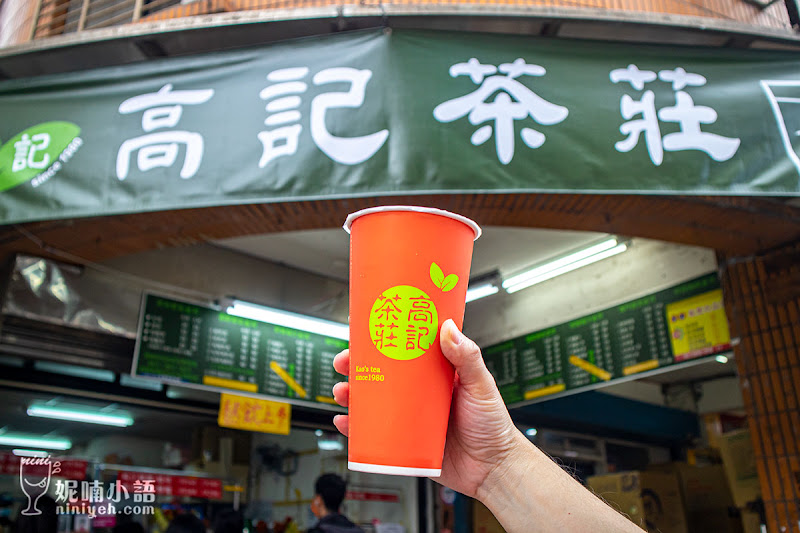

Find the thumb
[[440, 319, 497, 396]]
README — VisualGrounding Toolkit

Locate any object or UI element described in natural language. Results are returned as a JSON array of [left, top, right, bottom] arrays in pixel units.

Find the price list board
[[484, 274, 731, 406], [132, 294, 347, 410]]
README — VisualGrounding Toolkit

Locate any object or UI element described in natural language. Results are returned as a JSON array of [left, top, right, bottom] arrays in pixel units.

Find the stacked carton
[[587, 471, 689, 533], [715, 429, 761, 508]]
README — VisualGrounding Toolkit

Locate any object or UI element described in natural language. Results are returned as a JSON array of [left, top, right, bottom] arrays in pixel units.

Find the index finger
[[333, 349, 350, 376]]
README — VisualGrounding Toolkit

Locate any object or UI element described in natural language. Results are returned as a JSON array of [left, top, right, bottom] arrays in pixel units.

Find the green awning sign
[[1, 29, 800, 225]]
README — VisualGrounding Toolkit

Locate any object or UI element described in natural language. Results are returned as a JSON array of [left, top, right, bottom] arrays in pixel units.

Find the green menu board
[[484, 274, 732, 406], [132, 294, 347, 411]]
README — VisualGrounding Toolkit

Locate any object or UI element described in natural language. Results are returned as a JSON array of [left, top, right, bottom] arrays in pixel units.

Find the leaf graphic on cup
[[430, 262, 459, 292]]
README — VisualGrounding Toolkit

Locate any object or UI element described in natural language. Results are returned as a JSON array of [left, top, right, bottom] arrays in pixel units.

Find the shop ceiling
[[216, 226, 606, 283]]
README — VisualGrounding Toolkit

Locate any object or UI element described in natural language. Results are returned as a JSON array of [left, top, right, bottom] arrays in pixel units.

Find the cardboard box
[[650, 463, 741, 532], [588, 471, 688, 533], [703, 413, 747, 450], [716, 430, 761, 507]]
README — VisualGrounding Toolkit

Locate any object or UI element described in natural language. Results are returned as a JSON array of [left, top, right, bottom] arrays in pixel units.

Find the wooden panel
[[1, 194, 799, 264]]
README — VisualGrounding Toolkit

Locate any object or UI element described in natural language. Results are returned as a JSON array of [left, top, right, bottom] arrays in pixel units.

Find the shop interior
[[0, 225, 759, 533]]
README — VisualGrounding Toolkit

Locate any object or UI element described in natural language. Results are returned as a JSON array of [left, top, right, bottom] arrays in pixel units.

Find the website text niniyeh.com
[[57, 503, 155, 519]]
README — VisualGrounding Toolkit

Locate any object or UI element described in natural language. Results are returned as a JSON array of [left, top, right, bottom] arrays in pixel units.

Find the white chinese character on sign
[[12, 133, 50, 172], [433, 58, 568, 165], [54, 479, 79, 503], [133, 479, 156, 503], [761, 80, 800, 180], [116, 84, 214, 180], [610, 64, 740, 165], [106, 480, 129, 503], [80, 480, 103, 503], [258, 67, 388, 168]]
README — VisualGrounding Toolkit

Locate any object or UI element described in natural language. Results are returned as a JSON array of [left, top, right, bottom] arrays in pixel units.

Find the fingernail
[[449, 321, 464, 345]]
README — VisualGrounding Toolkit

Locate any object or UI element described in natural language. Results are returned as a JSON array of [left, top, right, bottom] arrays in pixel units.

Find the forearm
[[477, 432, 644, 533]]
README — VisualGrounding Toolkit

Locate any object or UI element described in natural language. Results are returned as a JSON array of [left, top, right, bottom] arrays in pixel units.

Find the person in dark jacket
[[307, 474, 363, 533]]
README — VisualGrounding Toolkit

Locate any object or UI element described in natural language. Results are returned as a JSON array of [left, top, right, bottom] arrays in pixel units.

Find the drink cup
[[343, 206, 481, 476]]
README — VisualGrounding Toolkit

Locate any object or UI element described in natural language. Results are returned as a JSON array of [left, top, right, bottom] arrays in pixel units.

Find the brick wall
[[720, 242, 800, 533]]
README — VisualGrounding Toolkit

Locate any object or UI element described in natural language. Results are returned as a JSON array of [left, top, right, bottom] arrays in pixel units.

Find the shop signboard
[[2, 30, 800, 225], [345, 490, 400, 503], [117, 470, 223, 499], [484, 273, 732, 406], [132, 294, 347, 410], [217, 393, 291, 435]]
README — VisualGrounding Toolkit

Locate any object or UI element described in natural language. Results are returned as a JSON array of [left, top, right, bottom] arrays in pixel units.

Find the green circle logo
[[369, 285, 438, 360]]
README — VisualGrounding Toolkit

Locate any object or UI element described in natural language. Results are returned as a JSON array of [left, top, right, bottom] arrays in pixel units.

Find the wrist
[[475, 429, 534, 508]]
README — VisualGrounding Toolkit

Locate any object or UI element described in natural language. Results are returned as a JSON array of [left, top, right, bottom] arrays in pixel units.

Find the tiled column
[[719, 243, 800, 533]]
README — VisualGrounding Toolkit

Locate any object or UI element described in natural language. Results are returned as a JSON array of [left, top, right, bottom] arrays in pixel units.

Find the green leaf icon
[[430, 262, 445, 288], [441, 274, 459, 292]]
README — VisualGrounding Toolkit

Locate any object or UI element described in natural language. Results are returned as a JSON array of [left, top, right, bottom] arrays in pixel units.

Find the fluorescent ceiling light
[[0, 434, 71, 450], [317, 439, 344, 451], [27, 405, 134, 427], [504, 240, 628, 294], [715, 355, 729, 364], [466, 283, 499, 303], [503, 238, 618, 290], [12, 449, 49, 457], [228, 301, 349, 340]]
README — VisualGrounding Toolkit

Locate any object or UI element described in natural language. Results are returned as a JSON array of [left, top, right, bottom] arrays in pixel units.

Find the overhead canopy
[[2, 28, 800, 225]]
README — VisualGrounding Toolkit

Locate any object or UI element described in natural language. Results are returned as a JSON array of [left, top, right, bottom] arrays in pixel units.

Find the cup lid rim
[[343, 205, 482, 240]]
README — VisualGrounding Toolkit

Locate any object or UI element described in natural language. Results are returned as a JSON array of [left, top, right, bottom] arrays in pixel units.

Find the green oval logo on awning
[[0, 121, 81, 192]]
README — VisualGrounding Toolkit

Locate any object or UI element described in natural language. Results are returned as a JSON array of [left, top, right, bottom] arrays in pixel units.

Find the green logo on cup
[[370, 285, 439, 361], [369, 263, 460, 360], [0, 121, 82, 192]]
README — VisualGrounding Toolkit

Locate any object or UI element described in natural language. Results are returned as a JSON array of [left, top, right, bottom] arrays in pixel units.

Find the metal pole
[[27, 0, 44, 41], [77, 0, 90, 31], [132, 0, 144, 23], [786, 0, 800, 28]]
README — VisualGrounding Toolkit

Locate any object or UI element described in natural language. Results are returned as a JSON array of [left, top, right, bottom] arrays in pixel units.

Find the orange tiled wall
[[720, 243, 800, 533]]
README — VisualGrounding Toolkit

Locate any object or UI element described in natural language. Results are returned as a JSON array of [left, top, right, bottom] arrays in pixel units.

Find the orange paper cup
[[343, 206, 481, 476]]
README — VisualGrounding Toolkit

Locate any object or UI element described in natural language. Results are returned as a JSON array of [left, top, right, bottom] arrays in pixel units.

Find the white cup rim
[[342, 205, 482, 241]]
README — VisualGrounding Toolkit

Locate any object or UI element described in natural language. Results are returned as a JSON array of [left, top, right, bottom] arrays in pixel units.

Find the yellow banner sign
[[667, 289, 731, 362], [218, 393, 291, 435]]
